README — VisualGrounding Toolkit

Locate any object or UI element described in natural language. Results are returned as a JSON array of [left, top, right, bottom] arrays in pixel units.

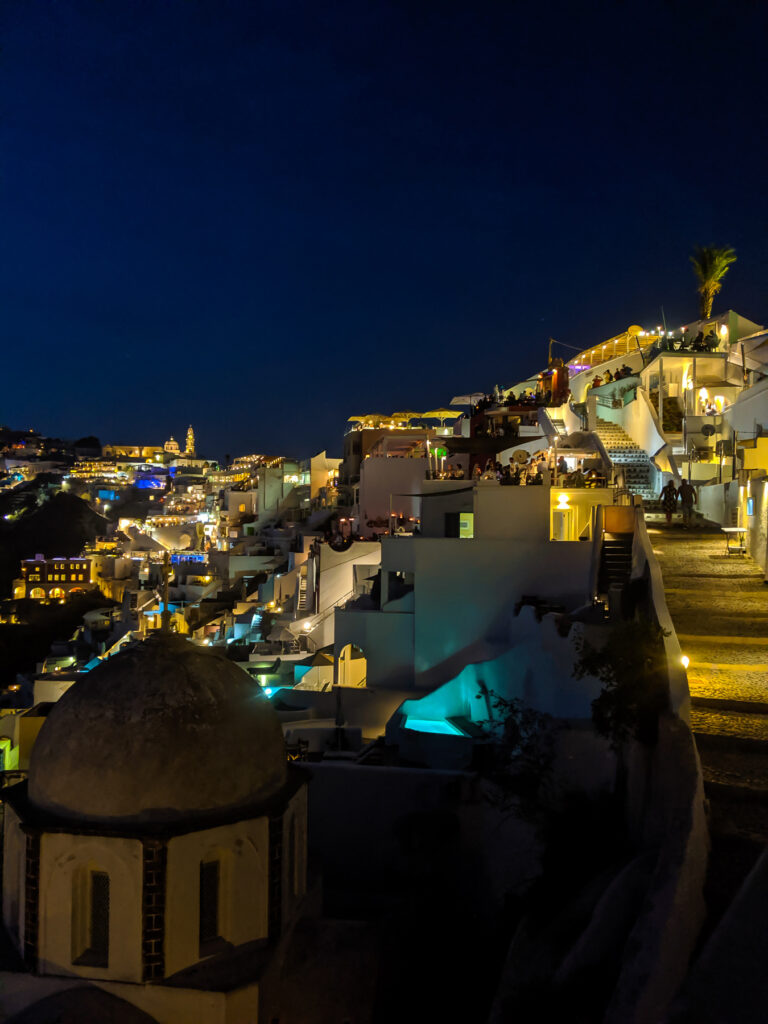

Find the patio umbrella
[[423, 408, 461, 425], [451, 392, 485, 406], [391, 410, 422, 424], [347, 415, 366, 422]]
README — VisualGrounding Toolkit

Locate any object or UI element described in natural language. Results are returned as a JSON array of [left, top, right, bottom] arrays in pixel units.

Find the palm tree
[[690, 245, 737, 319]]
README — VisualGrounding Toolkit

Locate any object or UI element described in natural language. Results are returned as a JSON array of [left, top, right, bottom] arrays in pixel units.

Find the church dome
[[28, 634, 287, 826]]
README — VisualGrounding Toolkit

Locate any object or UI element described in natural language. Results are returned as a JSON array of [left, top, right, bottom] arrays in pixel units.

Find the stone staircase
[[648, 391, 684, 432], [597, 532, 633, 594], [594, 417, 656, 500]]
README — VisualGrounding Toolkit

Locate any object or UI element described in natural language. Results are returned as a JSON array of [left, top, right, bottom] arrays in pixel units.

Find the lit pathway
[[651, 522, 768, 929], [651, 526, 768, 711], [651, 524, 768, 796]]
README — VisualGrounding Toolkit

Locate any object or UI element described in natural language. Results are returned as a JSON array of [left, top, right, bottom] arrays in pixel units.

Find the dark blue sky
[[2, 0, 766, 459]]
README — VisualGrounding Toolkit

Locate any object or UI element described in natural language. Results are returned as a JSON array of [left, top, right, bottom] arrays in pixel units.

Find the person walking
[[660, 480, 678, 526], [678, 480, 698, 529]]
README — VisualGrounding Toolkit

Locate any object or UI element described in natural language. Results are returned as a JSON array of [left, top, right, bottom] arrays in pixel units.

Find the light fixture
[[681, 655, 689, 669]]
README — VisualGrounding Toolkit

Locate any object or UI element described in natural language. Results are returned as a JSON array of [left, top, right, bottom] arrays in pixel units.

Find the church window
[[199, 859, 221, 955], [72, 870, 110, 968]]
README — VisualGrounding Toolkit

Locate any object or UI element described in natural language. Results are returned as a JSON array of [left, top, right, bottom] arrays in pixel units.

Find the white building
[[0, 635, 309, 1024]]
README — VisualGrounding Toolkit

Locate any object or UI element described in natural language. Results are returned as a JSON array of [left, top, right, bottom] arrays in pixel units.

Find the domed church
[[0, 634, 309, 1023]]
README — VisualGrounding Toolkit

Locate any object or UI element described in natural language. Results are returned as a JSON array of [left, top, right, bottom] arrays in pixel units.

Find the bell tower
[[185, 424, 195, 456]]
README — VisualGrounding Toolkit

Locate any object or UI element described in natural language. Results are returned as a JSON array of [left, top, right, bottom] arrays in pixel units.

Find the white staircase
[[297, 571, 310, 612], [594, 418, 656, 501], [548, 413, 568, 439]]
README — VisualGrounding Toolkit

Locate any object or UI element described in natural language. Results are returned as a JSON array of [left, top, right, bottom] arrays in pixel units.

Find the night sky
[[2, 0, 766, 459]]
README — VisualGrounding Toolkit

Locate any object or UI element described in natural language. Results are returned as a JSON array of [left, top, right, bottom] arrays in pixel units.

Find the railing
[[250, 638, 303, 656], [588, 504, 605, 603]]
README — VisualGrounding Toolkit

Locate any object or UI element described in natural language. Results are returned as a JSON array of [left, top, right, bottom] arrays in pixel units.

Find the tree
[[477, 691, 558, 818], [572, 619, 669, 750], [690, 245, 737, 320]]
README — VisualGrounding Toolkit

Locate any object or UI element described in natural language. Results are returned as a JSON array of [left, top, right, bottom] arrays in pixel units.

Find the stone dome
[[28, 634, 287, 826]]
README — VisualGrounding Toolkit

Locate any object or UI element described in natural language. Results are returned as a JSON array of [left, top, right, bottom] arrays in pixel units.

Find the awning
[[451, 392, 486, 406]]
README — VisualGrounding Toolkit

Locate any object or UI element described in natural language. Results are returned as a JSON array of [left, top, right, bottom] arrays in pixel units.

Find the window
[[199, 860, 220, 955], [72, 870, 109, 968], [444, 512, 474, 538]]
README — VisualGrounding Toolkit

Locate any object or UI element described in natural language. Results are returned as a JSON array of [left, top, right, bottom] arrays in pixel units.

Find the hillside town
[[1, 298, 767, 1021]]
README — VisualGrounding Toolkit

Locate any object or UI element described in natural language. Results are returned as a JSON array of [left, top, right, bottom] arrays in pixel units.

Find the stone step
[[693, 696, 768, 716], [691, 706, 768, 746]]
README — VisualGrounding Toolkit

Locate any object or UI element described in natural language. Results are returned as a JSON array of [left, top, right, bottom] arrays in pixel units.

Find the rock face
[[28, 633, 287, 826]]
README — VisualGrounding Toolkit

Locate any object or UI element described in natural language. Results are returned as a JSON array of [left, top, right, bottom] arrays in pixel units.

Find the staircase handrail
[[589, 504, 605, 603], [301, 588, 356, 631], [638, 387, 682, 486], [591, 430, 614, 478]]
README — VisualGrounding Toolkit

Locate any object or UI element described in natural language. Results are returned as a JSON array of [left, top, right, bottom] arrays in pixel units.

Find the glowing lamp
[[681, 655, 689, 669], [303, 620, 311, 631], [557, 493, 570, 509]]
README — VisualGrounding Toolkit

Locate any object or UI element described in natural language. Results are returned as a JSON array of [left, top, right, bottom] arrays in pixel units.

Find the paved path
[[651, 523, 768, 844], [651, 526, 768, 712]]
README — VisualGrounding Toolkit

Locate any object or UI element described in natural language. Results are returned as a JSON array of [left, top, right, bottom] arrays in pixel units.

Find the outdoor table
[[722, 527, 747, 556]]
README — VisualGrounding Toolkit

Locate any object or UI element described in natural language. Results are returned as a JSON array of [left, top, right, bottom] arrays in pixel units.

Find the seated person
[[564, 468, 586, 487]]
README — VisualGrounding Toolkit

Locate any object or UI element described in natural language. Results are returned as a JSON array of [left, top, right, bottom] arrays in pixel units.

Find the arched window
[[199, 859, 221, 956], [49, 587, 65, 600], [29, 587, 45, 600], [72, 869, 110, 967]]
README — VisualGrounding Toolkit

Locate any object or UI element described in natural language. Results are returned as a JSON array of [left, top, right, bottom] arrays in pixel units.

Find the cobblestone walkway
[[651, 523, 768, 842], [650, 526, 768, 712]]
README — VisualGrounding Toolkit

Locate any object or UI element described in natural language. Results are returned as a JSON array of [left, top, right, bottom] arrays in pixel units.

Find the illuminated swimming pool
[[403, 717, 464, 736]]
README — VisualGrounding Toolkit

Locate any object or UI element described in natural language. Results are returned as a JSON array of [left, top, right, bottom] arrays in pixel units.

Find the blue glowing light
[[403, 717, 463, 736]]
